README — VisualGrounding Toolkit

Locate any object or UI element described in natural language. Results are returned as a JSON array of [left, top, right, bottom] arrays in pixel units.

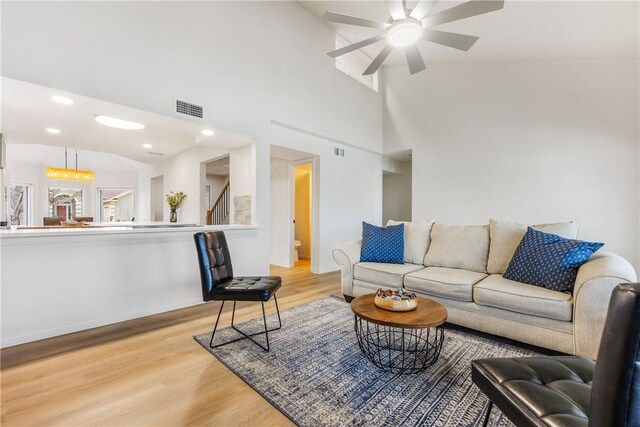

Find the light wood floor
[[1, 260, 341, 426]]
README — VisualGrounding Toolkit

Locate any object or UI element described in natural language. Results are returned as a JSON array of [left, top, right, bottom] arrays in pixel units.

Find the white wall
[[383, 161, 412, 224], [384, 60, 640, 273], [5, 144, 150, 224], [2, 1, 384, 274], [150, 144, 238, 225]]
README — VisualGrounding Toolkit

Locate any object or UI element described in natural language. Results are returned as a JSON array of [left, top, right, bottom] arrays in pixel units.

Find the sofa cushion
[[424, 223, 490, 273], [387, 219, 436, 264], [354, 262, 424, 288], [503, 228, 603, 293], [488, 219, 580, 275], [474, 274, 573, 322], [404, 267, 488, 302], [360, 222, 404, 264]]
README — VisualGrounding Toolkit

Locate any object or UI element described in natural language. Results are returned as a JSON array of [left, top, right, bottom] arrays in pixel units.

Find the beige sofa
[[332, 219, 637, 359]]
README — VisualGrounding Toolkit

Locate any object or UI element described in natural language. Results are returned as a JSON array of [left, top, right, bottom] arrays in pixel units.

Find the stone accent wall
[[234, 195, 251, 225]]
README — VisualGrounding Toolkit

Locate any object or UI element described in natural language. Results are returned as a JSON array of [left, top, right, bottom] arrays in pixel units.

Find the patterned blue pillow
[[504, 227, 604, 292], [360, 222, 405, 264]]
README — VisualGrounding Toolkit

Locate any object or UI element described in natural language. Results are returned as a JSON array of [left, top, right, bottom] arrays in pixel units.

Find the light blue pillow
[[360, 222, 404, 264], [504, 227, 603, 292]]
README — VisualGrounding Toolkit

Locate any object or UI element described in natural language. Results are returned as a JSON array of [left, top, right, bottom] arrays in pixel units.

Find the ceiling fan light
[[387, 19, 422, 47]]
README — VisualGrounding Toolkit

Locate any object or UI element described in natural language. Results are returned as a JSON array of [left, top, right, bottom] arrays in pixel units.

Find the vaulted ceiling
[[300, 1, 639, 66]]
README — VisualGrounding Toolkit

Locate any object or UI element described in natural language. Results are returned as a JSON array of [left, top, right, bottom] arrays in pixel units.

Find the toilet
[[294, 240, 302, 261]]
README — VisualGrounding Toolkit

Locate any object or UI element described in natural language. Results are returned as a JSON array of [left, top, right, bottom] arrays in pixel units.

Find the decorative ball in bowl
[[374, 288, 418, 312]]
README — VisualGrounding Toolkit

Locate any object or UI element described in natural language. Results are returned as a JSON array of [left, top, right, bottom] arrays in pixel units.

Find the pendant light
[[46, 148, 95, 182]]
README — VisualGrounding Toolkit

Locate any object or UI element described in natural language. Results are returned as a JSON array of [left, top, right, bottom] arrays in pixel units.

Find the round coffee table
[[351, 294, 448, 374]]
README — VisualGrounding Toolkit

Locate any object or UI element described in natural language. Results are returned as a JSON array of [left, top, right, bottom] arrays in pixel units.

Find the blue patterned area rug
[[194, 296, 538, 426]]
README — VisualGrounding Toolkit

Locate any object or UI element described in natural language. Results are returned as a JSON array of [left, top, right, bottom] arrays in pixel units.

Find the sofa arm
[[573, 252, 637, 359], [332, 240, 362, 297]]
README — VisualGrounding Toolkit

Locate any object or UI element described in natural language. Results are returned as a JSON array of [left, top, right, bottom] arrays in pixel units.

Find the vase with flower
[[166, 191, 187, 223]]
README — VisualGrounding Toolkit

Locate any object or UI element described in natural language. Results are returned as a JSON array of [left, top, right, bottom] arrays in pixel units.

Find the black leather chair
[[194, 231, 282, 351], [472, 282, 640, 427]]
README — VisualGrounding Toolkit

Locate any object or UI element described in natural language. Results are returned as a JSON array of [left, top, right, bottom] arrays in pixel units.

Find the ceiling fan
[[324, 0, 504, 75]]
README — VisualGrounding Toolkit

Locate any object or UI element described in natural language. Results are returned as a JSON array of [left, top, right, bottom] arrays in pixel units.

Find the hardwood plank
[[1, 260, 341, 426]]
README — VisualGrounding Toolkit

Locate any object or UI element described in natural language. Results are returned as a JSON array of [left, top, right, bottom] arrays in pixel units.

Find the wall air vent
[[334, 147, 345, 157], [147, 152, 164, 156], [175, 99, 203, 119]]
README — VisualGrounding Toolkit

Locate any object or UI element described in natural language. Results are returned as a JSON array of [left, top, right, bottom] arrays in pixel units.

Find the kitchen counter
[[0, 223, 256, 238], [1, 223, 262, 347]]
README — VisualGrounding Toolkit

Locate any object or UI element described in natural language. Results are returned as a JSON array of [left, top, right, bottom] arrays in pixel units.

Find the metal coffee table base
[[354, 315, 445, 374]]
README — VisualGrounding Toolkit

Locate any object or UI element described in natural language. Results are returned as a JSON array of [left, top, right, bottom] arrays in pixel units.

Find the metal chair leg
[[482, 401, 493, 427], [209, 301, 225, 348], [261, 301, 270, 351], [273, 294, 282, 329], [230, 301, 237, 327], [209, 295, 282, 351]]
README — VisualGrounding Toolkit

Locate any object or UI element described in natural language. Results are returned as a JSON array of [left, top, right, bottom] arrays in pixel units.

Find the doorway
[[382, 151, 412, 224], [201, 156, 230, 225], [98, 188, 135, 222], [47, 186, 83, 221], [269, 145, 319, 273], [150, 175, 164, 222], [293, 162, 312, 270]]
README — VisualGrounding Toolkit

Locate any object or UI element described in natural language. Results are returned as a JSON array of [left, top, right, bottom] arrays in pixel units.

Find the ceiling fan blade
[[327, 34, 387, 58], [421, 0, 504, 28], [405, 45, 426, 75], [408, 0, 440, 21], [423, 29, 479, 51], [385, 0, 406, 20], [363, 45, 394, 75], [323, 11, 391, 30]]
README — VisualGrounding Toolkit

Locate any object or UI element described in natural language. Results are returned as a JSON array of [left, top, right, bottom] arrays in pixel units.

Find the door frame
[[288, 156, 319, 273]]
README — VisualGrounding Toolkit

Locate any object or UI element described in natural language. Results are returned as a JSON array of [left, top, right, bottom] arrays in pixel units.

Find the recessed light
[[95, 115, 145, 130], [51, 95, 74, 105], [46, 128, 61, 134], [142, 143, 152, 148], [201, 129, 215, 136]]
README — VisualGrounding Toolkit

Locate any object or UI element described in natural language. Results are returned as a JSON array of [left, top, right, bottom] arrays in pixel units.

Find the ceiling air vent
[[147, 152, 164, 156], [175, 99, 203, 119]]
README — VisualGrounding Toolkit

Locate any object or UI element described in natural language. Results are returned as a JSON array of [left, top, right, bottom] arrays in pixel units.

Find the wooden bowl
[[374, 295, 418, 312]]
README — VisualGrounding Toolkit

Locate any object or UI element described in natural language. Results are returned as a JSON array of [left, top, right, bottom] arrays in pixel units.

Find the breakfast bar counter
[[0, 224, 260, 347]]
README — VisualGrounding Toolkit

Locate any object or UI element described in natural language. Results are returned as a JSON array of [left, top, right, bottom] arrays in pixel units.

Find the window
[[8, 183, 32, 226], [334, 34, 379, 92], [98, 188, 134, 222], [48, 186, 83, 220]]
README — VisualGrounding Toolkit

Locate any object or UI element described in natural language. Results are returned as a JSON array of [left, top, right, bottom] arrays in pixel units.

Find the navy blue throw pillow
[[360, 222, 405, 264], [504, 227, 604, 292]]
